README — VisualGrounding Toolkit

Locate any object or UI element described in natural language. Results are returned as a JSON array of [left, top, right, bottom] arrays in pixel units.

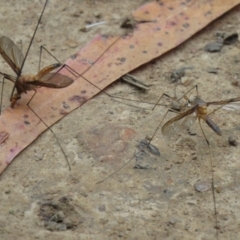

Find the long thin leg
[[10, 0, 48, 100], [0, 76, 5, 115], [96, 155, 135, 184], [152, 85, 198, 111], [177, 84, 198, 102], [207, 100, 238, 116], [148, 108, 181, 144], [152, 93, 178, 111], [0, 74, 17, 114], [97, 86, 200, 184], [39, 45, 160, 106], [151, 87, 198, 144], [27, 90, 71, 170], [96, 107, 183, 184], [97, 89, 196, 183], [198, 118, 219, 239]]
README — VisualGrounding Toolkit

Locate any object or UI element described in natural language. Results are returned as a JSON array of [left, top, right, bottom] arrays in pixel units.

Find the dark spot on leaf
[[24, 121, 30, 125], [142, 50, 147, 54], [180, 12, 184, 16], [70, 54, 77, 60], [10, 148, 14, 153], [129, 45, 134, 49], [81, 90, 86, 94], [159, 2, 164, 6], [156, 27, 161, 31], [60, 110, 68, 115], [205, 10, 212, 16], [62, 101, 70, 109], [165, 32, 169, 34], [183, 23, 189, 28], [157, 42, 162, 46], [107, 63, 112, 67], [144, 11, 149, 14], [69, 95, 86, 105], [169, 21, 176, 26], [118, 57, 126, 62], [168, 7, 174, 10], [23, 114, 29, 119]]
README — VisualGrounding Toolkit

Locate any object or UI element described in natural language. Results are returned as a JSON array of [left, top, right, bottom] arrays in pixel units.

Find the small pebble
[[169, 218, 177, 225], [228, 135, 238, 146], [207, 68, 218, 74], [223, 32, 238, 45], [181, 76, 192, 86], [121, 17, 135, 29], [170, 67, 186, 83], [194, 180, 211, 192], [63, 217, 74, 229], [93, 12, 102, 18], [35, 152, 44, 161], [204, 42, 223, 52], [66, 39, 78, 48], [138, 139, 160, 156], [186, 200, 197, 205]]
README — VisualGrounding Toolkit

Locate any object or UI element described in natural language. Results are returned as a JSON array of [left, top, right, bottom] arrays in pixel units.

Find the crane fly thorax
[[196, 104, 207, 115], [17, 75, 36, 92], [192, 97, 207, 116]]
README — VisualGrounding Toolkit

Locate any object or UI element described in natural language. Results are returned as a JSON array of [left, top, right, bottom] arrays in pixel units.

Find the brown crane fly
[[0, 0, 75, 170], [160, 89, 240, 139], [0, 36, 74, 109], [151, 85, 240, 236]]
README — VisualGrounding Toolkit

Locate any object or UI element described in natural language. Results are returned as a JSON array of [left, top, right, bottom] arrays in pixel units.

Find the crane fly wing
[[162, 107, 195, 136], [28, 73, 74, 88], [179, 114, 197, 129], [0, 36, 24, 75]]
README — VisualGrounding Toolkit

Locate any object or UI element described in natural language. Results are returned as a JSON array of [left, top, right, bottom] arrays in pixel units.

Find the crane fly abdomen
[[205, 116, 222, 136], [35, 63, 61, 79]]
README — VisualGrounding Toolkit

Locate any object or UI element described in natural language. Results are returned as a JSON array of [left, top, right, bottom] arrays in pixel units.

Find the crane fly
[[161, 88, 240, 139], [0, 36, 74, 110], [154, 85, 240, 237], [97, 85, 240, 238], [0, 0, 76, 170], [0, 0, 122, 170]]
